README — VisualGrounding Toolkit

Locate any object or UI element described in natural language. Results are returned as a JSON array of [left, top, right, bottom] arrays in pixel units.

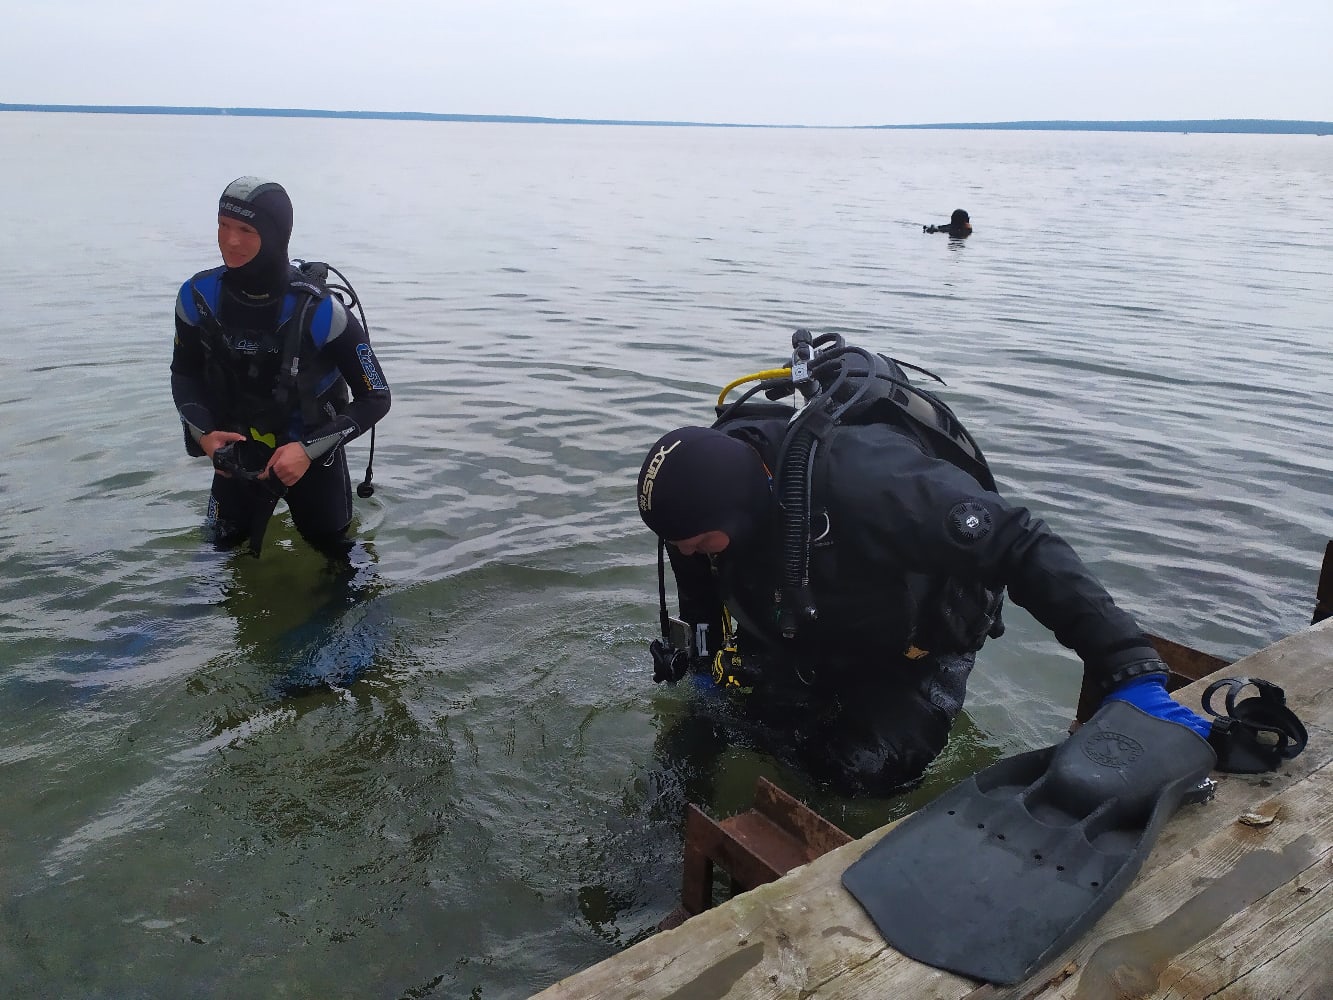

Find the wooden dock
[[533, 618, 1331, 999]]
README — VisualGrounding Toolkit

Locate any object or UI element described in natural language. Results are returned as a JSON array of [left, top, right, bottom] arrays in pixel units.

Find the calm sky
[[4, 1, 1330, 126]]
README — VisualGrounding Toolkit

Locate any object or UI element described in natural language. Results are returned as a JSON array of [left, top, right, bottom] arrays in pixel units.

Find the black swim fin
[[841, 700, 1216, 985]]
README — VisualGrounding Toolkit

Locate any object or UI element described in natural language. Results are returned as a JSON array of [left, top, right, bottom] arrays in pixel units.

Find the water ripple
[[1, 116, 1330, 998]]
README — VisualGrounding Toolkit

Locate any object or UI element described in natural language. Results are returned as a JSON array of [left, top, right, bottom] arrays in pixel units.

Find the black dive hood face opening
[[219, 176, 293, 296], [637, 427, 772, 550]]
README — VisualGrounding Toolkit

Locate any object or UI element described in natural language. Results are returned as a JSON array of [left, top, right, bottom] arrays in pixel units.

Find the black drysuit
[[666, 406, 1158, 793]]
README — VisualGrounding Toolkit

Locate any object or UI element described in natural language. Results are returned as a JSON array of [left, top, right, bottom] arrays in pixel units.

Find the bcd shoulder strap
[[273, 261, 333, 412]]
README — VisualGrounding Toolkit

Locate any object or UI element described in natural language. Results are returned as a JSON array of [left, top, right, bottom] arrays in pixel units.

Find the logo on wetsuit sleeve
[[356, 344, 388, 391], [946, 500, 993, 545]]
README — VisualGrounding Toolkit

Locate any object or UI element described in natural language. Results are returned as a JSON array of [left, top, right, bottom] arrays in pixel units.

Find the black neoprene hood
[[636, 426, 771, 545], [218, 176, 293, 295]]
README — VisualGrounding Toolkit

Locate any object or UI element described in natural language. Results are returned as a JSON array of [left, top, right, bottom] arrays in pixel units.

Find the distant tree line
[[875, 119, 1331, 134], [0, 104, 1328, 134]]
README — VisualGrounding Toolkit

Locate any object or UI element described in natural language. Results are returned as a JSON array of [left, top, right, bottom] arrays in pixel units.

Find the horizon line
[[2, 103, 1330, 134]]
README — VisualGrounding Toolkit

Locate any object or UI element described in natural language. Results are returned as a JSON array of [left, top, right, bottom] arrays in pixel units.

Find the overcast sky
[[3, 1, 1330, 127]]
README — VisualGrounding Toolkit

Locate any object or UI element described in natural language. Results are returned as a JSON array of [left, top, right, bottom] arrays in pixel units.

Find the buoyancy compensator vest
[[650, 329, 1004, 684], [186, 259, 378, 498], [714, 329, 999, 645]]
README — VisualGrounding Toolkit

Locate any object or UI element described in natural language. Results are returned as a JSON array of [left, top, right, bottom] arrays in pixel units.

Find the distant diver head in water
[[925, 208, 972, 236], [218, 176, 293, 296], [637, 426, 772, 555]]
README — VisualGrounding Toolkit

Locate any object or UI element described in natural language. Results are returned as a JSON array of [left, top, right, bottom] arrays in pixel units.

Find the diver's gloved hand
[[1103, 673, 1212, 739]]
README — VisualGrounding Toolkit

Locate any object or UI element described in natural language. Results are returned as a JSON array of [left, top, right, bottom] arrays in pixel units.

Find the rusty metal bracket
[[659, 776, 851, 930]]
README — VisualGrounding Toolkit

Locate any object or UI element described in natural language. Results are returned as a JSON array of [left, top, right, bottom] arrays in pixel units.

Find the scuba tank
[[288, 260, 378, 499], [715, 329, 996, 641], [650, 328, 1002, 684]]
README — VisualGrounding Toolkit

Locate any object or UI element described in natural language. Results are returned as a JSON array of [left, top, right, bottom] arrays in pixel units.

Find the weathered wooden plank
[[534, 822, 980, 999], [1208, 899, 1333, 999], [532, 619, 1333, 1000], [1163, 857, 1332, 999], [1011, 760, 1331, 999], [1158, 788, 1333, 998]]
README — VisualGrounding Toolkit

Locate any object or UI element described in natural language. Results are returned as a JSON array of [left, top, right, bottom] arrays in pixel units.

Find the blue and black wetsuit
[[171, 265, 391, 551]]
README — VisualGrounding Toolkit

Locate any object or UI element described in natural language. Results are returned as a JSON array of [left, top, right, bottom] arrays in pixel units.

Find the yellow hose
[[716, 367, 792, 407]]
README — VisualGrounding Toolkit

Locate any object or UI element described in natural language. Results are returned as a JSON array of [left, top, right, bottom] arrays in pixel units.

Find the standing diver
[[171, 177, 391, 557]]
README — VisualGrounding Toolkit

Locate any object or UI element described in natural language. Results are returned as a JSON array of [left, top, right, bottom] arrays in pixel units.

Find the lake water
[[0, 113, 1330, 998]]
